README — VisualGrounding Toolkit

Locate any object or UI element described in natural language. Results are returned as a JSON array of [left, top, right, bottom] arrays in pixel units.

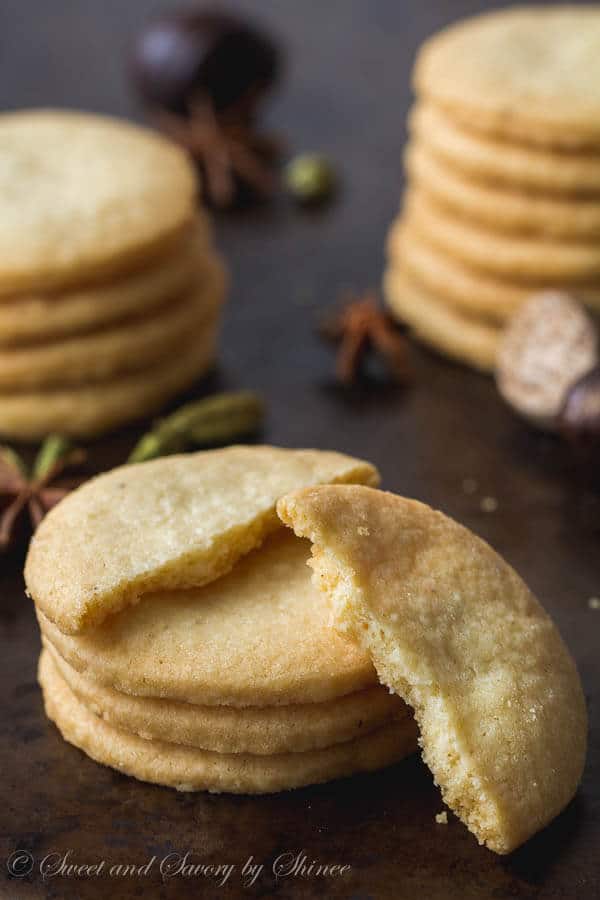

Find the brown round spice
[[495, 292, 598, 429]]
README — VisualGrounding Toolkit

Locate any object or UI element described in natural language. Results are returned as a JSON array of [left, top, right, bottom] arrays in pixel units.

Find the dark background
[[0, 2, 598, 898]]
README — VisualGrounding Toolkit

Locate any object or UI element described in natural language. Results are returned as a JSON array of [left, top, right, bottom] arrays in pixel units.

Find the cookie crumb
[[480, 496, 498, 513], [588, 596, 600, 610], [435, 811, 448, 825], [357, 526, 370, 536]]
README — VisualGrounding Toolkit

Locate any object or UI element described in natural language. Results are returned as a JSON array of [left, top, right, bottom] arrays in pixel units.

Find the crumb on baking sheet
[[588, 596, 600, 610], [435, 811, 448, 825], [480, 496, 498, 513]]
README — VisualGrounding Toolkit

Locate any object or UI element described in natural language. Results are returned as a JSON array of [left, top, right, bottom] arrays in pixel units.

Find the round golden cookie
[[410, 103, 600, 196], [0, 313, 220, 440], [0, 109, 197, 295], [0, 222, 212, 347], [414, 7, 600, 148], [405, 141, 600, 239], [46, 643, 406, 755], [38, 530, 379, 706], [387, 220, 600, 324], [0, 256, 225, 390], [0, 250, 224, 386], [278, 484, 587, 853], [26, 445, 378, 634], [388, 220, 521, 323], [383, 266, 500, 372], [405, 190, 600, 284], [39, 651, 418, 794]]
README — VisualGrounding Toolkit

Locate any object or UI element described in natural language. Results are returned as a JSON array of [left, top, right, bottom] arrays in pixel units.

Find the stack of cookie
[[26, 445, 587, 854], [384, 7, 600, 372], [26, 447, 418, 793], [0, 110, 226, 440]]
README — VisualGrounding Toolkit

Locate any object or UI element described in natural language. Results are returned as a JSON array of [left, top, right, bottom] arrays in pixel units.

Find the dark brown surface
[[0, 2, 598, 898]]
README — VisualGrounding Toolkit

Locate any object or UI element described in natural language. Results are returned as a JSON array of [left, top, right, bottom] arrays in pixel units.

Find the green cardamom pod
[[127, 430, 187, 465], [128, 391, 265, 464], [285, 153, 337, 204], [0, 445, 27, 478], [32, 434, 74, 480], [185, 392, 265, 445]]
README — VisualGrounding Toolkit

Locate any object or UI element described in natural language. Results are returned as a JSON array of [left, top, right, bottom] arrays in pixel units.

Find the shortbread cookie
[[26, 446, 378, 633], [405, 190, 600, 284], [0, 110, 197, 295], [0, 316, 218, 441], [0, 223, 212, 347], [387, 221, 600, 323], [278, 485, 588, 854], [0, 259, 224, 389], [47, 643, 406, 755], [414, 7, 600, 148], [410, 104, 600, 195], [405, 142, 600, 239], [39, 650, 418, 794], [388, 222, 521, 323], [38, 531, 378, 706], [383, 267, 500, 372]]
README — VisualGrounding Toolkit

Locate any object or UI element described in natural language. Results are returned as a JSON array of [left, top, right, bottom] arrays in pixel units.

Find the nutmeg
[[495, 292, 598, 430], [559, 366, 600, 441]]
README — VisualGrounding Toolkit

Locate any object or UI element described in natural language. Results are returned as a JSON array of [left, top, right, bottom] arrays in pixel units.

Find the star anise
[[155, 95, 280, 208], [320, 291, 411, 385], [0, 436, 86, 551]]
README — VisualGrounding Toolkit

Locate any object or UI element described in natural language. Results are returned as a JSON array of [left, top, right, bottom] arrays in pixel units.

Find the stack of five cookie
[[0, 110, 226, 440]]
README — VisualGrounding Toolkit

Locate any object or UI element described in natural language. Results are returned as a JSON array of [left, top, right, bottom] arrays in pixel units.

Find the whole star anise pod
[[155, 96, 280, 207], [131, 8, 282, 207], [0, 436, 86, 551], [320, 291, 411, 385]]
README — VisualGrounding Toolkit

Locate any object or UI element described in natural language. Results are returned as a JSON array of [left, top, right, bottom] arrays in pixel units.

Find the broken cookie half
[[26, 445, 378, 634], [277, 484, 587, 854]]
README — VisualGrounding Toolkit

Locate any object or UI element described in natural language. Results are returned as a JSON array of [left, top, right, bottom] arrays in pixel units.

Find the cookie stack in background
[[26, 448, 418, 793], [0, 110, 227, 440], [384, 7, 600, 372]]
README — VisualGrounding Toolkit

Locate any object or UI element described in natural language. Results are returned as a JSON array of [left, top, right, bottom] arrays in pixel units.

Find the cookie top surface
[[0, 110, 197, 293], [25, 445, 378, 634], [278, 485, 587, 854], [414, 7, 600, 144], [39, 531, 377, 706]]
